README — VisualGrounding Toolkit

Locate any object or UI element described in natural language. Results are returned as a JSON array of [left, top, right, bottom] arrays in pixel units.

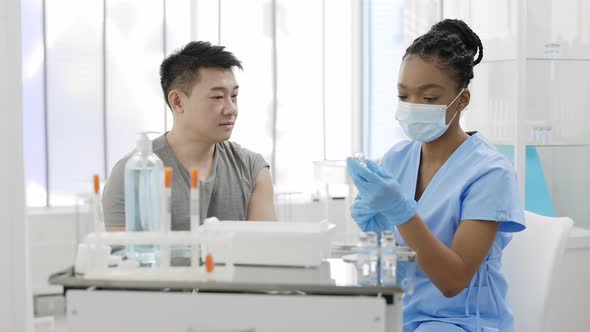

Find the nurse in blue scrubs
[[347, 19, 526, 332]]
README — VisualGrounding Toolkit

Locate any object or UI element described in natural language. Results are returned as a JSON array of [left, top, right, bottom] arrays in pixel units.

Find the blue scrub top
[[381, 132, 526, 332]]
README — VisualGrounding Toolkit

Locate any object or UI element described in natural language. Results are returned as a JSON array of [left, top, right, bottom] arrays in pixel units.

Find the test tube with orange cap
[[205, 251, 215, 273], [190, 167, 200, 231], [160, 167, 173, 268], [190, 167, 200, 266], [162, 167, 173, 232], [92, 174, 105, 233]]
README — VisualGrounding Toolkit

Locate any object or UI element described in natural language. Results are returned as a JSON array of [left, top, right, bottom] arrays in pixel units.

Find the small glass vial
[[380, 230, 397, 287], [366, 231, 379, 286], [355, 233, 371, 286], [396, 246, 417, 295]]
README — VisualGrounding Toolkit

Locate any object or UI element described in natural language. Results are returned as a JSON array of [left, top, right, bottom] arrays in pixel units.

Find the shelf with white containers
[[444, 0, 590, 229]]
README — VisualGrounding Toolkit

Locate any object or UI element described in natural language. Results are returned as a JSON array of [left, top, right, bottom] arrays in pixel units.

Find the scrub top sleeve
[[460, 165, 526, 233]]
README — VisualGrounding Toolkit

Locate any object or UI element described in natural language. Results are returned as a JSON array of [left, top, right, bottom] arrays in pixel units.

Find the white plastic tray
[[202, 220, 336, 267]]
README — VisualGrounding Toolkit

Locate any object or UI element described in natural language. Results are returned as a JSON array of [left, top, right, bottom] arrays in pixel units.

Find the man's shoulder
[[217, 140, 263, 161], [109, 151, 134, 178], [216, 141, 269, 180]]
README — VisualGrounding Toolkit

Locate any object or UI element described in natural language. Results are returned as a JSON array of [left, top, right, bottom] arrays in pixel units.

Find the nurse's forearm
[[397, 214, 481, 298]]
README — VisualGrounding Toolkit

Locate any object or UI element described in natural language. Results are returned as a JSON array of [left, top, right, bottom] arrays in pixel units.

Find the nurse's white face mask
[[396, 88, 465, 143]]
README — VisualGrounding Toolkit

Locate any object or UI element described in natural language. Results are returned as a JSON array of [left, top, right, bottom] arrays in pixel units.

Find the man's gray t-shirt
[[102, 134, 269, 229]]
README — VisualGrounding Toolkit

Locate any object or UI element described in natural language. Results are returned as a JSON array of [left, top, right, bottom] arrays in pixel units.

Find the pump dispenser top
[[135, 131, 159, 154]]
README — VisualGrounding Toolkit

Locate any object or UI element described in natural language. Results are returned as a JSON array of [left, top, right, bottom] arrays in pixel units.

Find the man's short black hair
[[160, 41, 243, 108]]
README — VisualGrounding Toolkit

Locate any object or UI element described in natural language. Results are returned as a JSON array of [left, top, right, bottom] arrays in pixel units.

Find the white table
[[49, 259, 404, 332]]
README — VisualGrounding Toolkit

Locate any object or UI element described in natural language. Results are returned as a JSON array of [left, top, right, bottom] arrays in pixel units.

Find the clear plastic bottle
[[355, 233, 371, 286], [124, 132, 165, 267], [380, 230, 397, 287], [366, 231, 379, 286]]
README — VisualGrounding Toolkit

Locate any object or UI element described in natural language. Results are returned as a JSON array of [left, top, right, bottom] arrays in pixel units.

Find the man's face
[[178, 67, 239, 143]]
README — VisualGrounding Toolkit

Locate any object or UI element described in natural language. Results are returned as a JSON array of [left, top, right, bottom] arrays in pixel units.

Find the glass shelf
[[529, 144, 590, 148], [494, 143, 590, 148], [493, 144, 590, 230]]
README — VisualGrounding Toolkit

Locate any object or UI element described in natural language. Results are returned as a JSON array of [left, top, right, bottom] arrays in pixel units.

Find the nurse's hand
[[351, 195, 397, 232], [347, 158, 417, 231]]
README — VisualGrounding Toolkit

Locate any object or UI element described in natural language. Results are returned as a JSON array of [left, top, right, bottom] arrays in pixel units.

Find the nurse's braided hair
[[404, 19, 483, 89]]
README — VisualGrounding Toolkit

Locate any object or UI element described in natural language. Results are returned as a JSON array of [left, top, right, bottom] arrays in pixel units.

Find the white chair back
[[503, 211, 573, 332]]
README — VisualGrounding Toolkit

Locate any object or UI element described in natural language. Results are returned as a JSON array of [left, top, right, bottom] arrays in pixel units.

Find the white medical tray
[[202, 220, 336, 267]]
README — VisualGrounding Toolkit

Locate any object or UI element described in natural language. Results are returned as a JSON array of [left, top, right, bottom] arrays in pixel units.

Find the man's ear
[[168, 89, 184, 114]]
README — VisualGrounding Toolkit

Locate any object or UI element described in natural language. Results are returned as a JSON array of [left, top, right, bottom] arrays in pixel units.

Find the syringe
[[92, 174, 106, 233]]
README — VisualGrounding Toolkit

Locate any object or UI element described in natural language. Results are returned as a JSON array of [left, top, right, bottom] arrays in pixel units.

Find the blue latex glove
[[347, 157, 417, 232], [351, 194, 397, 233]]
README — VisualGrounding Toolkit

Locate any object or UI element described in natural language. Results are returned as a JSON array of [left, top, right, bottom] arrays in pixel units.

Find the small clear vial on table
[[396, 246, 417, 295], [366, 231, 379, 286], [380, 230, 397, 287], [355, 233, 371, 286]]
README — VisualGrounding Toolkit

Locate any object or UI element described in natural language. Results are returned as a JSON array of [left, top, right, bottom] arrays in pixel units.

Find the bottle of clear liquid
[[124, 132, 165, 267], [355, 233, 371, 286], [380, 230, 397, 287], [366, 231, 379, 286]]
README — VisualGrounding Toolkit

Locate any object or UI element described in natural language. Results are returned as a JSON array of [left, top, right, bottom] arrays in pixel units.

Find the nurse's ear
[[456, 88, 471, 113]]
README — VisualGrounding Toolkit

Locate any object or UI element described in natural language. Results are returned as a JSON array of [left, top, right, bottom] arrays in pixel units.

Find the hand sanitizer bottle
[[124, 132, 164, 267]]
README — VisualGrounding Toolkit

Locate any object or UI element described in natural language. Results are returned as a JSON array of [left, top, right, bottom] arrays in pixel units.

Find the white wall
[[0, 0, 34, 330]]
